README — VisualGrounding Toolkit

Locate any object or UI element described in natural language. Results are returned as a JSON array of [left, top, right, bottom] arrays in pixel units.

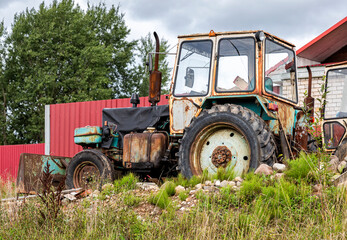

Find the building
[[296, 16, 347, 114]]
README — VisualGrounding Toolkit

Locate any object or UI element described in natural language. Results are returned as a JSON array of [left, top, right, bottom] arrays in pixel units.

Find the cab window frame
[[264, 38, 298, 104], [215, 37, 256, 93], [173, 39, 213, 98]]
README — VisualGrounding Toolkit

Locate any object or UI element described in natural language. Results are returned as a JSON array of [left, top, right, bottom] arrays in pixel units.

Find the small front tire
[[65, 150, 114, 189]]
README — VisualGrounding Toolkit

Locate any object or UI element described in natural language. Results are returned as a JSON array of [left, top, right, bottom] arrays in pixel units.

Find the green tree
[[0, 21, 8, 145], [4, 0, 135, 144], [133, 32, 171, 97]]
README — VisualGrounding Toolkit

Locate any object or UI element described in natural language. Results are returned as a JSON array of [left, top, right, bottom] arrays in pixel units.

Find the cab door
[[170, 37, 216, 134]]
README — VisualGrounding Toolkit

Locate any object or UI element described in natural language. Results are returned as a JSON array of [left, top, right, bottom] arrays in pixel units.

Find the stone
[[274, 173, 284, 180], [337, 181, 347, 189], [331, 174, 341, 181], [273, 163, 287, 173], [232, 186, 239, 191], [312, 184, 323, 193], [189, 190, 197, 195], [227, 181, 236, 187], [92, 190, 100, 198], [254, 164, 273, 176], [328, 155, 339, 173], [236, 181, 242, 187], [175, 185, 185, 194], [214, 180, 221, 187], [220, 180, 229, 188], [337, 161, 347, 173], [195, 183, 203, 189], [135, 182, 159, 191], [203, 185, 213, 191], [234, 177, 243, 182], [205, 180, 212, 186], [101, 183, 114, 191]]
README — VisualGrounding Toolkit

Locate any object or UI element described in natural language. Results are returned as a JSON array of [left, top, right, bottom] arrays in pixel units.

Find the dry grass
[[0, 153, 346, 239]]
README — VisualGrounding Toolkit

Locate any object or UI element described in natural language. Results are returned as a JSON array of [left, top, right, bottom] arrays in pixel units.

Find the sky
[[0, 0, 346, 51]]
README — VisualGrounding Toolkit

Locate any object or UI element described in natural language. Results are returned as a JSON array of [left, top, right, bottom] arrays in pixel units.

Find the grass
[[0, 176, 16, 199], [148, 190, 171, 209], [0, 152, 346, 239]]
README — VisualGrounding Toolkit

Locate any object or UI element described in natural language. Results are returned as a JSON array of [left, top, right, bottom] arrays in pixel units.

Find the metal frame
[[214, 36, 257, 94]]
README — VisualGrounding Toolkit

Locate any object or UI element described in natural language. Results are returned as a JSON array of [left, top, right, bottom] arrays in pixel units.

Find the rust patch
[[294, 111, 308, 152], [211, 146, 232, 168], [16, 153, 71, 194], [123, 132, 167, 169]]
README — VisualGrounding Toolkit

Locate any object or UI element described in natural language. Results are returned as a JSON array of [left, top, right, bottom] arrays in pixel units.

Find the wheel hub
[[73, 162, 100, 189], [211, 146, 232, 168]]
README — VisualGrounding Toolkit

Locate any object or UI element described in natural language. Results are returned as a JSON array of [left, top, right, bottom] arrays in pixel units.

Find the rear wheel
[[178, 104, 277, 178], [66, 150, 114, 189]]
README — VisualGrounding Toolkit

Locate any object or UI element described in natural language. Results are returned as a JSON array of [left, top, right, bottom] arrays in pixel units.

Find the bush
[[212, 166, 236, 181], [160, 181, 176, 196], [123, 193, 141, 207], [286, 152, 319, 182], [238, 174, 265, 203], [114, 173, 139, 193], [148, 190, 171, 209], [178, 191, 189, 201]]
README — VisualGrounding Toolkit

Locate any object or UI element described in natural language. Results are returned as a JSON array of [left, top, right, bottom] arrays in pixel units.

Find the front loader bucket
[[16, 153, 71, 194]]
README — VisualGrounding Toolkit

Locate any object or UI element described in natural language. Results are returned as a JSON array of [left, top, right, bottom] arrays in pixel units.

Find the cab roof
[[177, 30, 295, 48]]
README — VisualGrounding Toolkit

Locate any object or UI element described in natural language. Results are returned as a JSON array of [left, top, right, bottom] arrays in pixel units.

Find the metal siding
[[50, 96, 169, 158], [0, 144, 45, 180]]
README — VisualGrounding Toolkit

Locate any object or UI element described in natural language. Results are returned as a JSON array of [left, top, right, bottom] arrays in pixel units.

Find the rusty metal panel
[[170, 98, 199, 133], [49, 96, 169, 158], [268, 101, 296, 136], [0, 144, 44, 180], [16, 153, 71, 194], [123, 132, 167, 169]]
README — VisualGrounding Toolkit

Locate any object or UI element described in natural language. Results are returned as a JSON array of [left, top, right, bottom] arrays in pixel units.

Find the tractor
[[321, 61, 347, 167], [16, 30, 346, 192]]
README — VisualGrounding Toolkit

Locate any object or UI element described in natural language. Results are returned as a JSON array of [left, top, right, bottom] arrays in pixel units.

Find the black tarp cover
[[102, 105, 169, 148]]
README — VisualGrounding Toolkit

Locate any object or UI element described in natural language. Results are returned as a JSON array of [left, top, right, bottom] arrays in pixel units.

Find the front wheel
[[65, 150, 114, 189], [178, 104, 277, 179]]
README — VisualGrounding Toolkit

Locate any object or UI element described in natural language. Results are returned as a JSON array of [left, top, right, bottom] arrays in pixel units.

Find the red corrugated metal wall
[[0, 144, 45, 180], [50, 95, 169, 157]]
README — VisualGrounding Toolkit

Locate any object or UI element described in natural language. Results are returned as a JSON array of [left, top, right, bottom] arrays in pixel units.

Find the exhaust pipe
[[148, 32, 162, 106], [304, 66, 315, 119]]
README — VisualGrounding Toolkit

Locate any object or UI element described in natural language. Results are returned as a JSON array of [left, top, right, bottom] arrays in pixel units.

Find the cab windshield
[[173, 40, 212, 96], [325, 67, 347, 119]]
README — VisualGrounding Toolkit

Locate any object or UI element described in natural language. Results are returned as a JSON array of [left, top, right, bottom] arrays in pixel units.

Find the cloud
[[0, 0, 346, 49], [116, 0, 346, 48]]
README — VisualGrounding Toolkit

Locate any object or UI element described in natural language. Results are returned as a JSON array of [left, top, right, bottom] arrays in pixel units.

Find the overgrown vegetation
[[0, 153, 346, 239]]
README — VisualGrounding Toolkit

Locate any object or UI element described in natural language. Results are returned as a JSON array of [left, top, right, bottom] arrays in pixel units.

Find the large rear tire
[[66, 149, 114, 189], [178, 104, 277, 178]]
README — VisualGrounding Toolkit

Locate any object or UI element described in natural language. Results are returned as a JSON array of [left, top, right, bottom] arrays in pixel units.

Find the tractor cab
[[322, 62, 347, 162], [170, 30, 298, 138]]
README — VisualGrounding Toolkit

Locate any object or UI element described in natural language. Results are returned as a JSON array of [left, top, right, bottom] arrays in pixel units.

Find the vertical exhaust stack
[[148, 32, 162, 106], [304, 66, 315, 119]]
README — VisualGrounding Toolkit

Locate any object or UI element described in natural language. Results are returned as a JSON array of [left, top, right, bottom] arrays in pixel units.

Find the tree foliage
[[3, 0, 136, 144]]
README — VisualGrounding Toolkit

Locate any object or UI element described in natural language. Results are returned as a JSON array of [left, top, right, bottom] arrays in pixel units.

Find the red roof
[[297, 17, 347, 62]]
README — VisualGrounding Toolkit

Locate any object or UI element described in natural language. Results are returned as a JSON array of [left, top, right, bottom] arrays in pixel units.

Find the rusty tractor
[[321, 61, 347, 165], [16, 31, 347, 193]]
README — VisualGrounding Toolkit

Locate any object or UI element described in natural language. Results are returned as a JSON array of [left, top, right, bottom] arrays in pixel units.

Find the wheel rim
[[190, 122, 251, 176], [73, 161, 100, 189]]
